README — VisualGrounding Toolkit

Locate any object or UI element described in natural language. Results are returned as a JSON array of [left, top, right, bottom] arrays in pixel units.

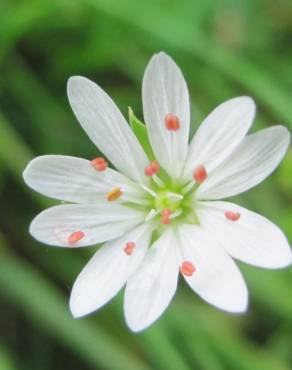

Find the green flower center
[[154, 190, 181, 211], [146, 179, 199, 226]]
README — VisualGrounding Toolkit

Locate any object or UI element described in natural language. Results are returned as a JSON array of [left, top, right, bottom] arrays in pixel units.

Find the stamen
[[170, 209, 182, 219], [165, 114, 180, 131], [68, 230, 85, 246], [124, 241, 136, 255], [193, 165, 207, 183], [145, 209, 159, 222], [145, 160, 160, 177], [182, 180, 195, 195], [161, 208, 172, 224], [107, 187, 123, 201], [139, 184, 157, 198], [167, 192, 183, 201], [180, 261, 196, 276], [121, 194, 149, 205], [152, 174, 165, 188], [225, 211, 240, 221], [91, 157, 108, 171]]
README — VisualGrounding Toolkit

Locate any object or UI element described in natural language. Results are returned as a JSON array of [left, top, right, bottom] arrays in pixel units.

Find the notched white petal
[[183, 96, 255, 181], [142, 52, 190, 178], [197, 201, 292, 269], [67, 76, 149, 183], [70, 223, 152, 318], [178, 225, 248, 313], [29, 203, 145, 248], [124, 229, 179, 332], [196, 126, 291, 200], [23, 155, 145, 203]]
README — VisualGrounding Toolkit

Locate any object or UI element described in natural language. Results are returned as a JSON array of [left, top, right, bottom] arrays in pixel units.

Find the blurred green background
[[1, 0, 292, 369]]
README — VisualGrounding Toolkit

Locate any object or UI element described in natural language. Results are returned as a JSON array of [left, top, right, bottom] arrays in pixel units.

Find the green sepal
[[128, 107, 155, 160]]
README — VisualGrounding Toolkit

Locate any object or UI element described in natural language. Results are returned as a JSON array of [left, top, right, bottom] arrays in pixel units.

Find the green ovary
[[154, 191, 180, 211], [150, 184, 199, 225]]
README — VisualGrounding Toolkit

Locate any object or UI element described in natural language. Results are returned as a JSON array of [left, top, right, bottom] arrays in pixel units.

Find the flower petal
[[70, 224, 152, 317], [23, 155, 144, 203], [197, 201, 292, 269], [124, 229, 179, 332], [142, 52, 190, 178], [196, 126, 291, 200], [29, 203, 144, 247], [67, 76, 149, 183], [183, 97, 255, 181], [178, 224, 248, 313]]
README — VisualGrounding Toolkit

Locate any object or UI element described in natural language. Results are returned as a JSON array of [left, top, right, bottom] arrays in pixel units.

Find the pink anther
[[180, 261, 196, 276]]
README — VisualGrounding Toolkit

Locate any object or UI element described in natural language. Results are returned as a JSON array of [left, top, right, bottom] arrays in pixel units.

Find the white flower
[[23, 52, 292, 332]]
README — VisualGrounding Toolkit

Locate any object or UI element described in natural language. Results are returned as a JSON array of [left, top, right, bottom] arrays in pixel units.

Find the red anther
[[193, 165, 207, 183], [144, 160, 160, 176], [180, 261, 196, 276], [165, 114, 180, 131], [161, 208, 171, 217], [91, 157, 108, 171], [161, 208, 172, 225], [68, 231, 85, 245], [225, 211, 240, 221], [124, 241, 136, 256], [151, 160, 160, 173], [144, 165, 154, 176]]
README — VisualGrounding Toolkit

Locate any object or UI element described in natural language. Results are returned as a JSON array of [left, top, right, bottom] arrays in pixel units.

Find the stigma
[[68, 231, 85, 245], [107, 187, 123, 201], [91, 157, 108, 171], [145, 160, 160, 176], [124, 242, 136, 255], [225, 211, 240, 221], [165, 114, 180, 131], [193, 165, 207, 183], [180, 261, 196, 276]]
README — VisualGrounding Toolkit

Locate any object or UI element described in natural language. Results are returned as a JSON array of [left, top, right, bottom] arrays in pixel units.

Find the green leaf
[[128, 107, 154, 159]]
